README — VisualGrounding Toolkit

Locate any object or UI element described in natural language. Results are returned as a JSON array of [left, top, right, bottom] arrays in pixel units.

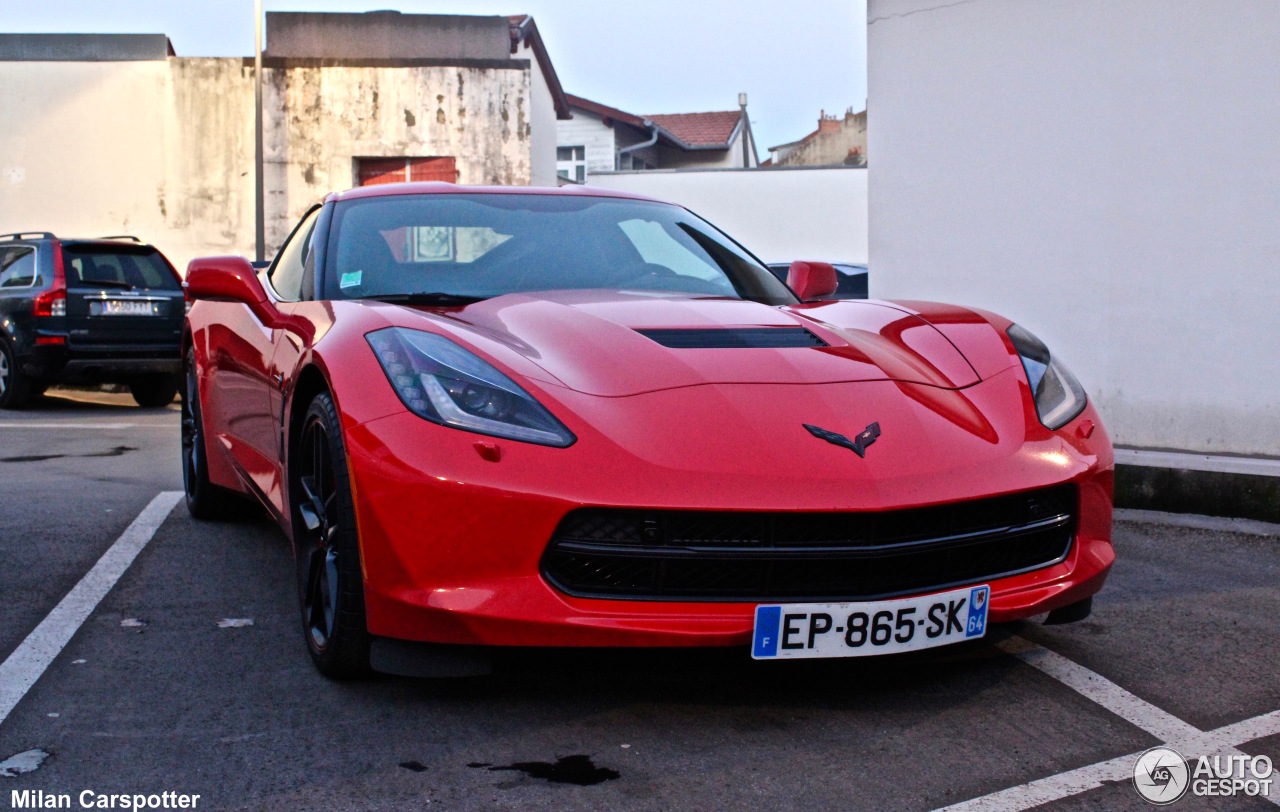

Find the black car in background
[[767, 262, 869, 299], [0, 233, 186, 409]]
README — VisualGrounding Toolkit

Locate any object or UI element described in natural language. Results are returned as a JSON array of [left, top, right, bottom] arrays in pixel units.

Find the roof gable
[[646, 111, 742, 149]]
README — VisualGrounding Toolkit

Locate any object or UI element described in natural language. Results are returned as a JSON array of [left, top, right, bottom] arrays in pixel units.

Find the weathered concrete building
[[0, 12, 569, 271]]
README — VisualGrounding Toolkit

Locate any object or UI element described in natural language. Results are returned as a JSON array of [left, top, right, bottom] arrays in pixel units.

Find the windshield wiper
[[365, 292, 488, 306]]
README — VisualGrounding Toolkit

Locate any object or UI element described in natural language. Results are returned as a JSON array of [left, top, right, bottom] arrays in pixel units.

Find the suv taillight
[[35, 240, 68, 318], [34, 288, 66, 317]]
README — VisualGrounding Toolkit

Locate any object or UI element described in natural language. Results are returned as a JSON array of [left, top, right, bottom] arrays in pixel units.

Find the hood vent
[[637, 327, 828, 349]]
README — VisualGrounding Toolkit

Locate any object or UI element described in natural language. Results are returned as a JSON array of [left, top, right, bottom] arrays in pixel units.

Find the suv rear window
[[62, 245, 180, 291]]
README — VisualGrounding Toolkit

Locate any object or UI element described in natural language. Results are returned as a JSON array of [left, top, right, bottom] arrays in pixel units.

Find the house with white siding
[[556, 94, 758, 181]]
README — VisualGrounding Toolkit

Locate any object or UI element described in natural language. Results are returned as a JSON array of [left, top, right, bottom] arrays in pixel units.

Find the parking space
[[0, 395, 1277, 810]]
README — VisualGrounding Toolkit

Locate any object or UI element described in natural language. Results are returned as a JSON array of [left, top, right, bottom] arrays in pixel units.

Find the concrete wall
[[515, 39, 557, 186], [265, 12, 510, 61], [0, 59, 255, 277], [264, 61, 532, 248], [0, 57, 533, 272], [588, 167, 867, 265], [868, 0, 1280, 456]]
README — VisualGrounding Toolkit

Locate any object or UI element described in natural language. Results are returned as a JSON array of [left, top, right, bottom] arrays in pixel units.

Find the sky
[[0, 0, 867, 151]]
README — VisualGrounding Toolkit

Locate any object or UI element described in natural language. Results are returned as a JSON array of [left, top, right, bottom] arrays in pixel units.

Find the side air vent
[[636, 327, 828, 349]]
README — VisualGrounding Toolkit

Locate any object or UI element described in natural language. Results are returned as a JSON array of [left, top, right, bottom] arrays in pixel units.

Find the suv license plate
[[751, 585, 990, 660], [92, 300, 158, 317]]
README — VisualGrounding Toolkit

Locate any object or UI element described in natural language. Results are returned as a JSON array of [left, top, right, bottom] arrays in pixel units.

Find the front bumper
[[341, 374, 1115, 650]]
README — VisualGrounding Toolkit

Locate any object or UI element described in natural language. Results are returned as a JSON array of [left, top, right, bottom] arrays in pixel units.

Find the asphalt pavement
[[0, 388, 1277, 811]]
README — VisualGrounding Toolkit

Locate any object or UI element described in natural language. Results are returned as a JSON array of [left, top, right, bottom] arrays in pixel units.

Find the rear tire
[[0, 338, 32, 410], [292, 392, 370, 678], [130, 373, 180, 408], [181, 350, 247, 520]]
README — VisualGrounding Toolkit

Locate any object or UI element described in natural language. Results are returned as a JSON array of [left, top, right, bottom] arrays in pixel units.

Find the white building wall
[[868, 0, 1280, 457], [556, 109, 618, 175], [0, 58, 534, 272], [516, 39, 558, 187], [588, 167, 866, 265]]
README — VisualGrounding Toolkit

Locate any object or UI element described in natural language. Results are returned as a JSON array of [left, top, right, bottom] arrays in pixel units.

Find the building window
[[357, 157, 457, 186], [557, 146, 586, 182]]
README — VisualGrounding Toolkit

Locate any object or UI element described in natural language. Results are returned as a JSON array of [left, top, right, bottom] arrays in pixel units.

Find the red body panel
[[185, 185, 1114, 651]]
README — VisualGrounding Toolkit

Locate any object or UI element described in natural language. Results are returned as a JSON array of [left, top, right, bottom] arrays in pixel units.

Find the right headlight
[[1006, 324, 1087, 430], [366, 327, 576, 448]]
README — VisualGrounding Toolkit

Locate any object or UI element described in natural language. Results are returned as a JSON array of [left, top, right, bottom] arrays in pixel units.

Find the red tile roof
[[646, 110, 742, 148]]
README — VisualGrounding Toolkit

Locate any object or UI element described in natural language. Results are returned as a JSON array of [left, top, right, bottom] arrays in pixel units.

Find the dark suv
[[0, 233, 186, 409]]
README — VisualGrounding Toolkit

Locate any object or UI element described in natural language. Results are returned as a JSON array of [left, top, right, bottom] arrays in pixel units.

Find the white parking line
[[0, 491, 182, 728], [932, 637, 1280, 811], [996, 637, 1198, 741]]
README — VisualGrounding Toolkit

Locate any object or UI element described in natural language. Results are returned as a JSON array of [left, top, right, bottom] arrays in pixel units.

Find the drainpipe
[[254, 0, 265, 263], [616, 121, 660, 170]]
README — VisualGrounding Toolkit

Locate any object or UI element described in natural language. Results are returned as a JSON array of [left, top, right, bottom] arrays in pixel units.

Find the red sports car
[[182, 183, 1113, 678]]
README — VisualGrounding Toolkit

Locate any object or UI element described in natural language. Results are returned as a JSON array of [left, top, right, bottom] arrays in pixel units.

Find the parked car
[[768, 261, 868, 299], [0, 233, 186, 409], [182, 184, 1111, 678]]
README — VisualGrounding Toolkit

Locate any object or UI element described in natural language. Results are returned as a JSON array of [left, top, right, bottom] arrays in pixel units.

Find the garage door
[[357, 157, 458, 186]]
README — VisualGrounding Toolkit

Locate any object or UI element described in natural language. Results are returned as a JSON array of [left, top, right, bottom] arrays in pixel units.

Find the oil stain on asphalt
[[1, 446, 136, 463], [469, 755, 620, 786]]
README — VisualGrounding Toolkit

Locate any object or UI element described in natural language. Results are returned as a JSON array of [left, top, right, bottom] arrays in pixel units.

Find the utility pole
[[254, 0, 265, 263], [739, 92, 750, 168]]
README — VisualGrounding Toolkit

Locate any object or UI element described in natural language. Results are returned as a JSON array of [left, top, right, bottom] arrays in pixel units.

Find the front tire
[[0, 338, 32, 410], [130, 373, 180, 408], [293, 392, 370, 678]]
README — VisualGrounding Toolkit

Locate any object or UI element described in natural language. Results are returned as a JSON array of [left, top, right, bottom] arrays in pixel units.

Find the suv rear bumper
[[22, 342, 181, 383]]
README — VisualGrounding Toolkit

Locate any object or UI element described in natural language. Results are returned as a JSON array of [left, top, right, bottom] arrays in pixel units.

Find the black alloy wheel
[[294, 392, 369, 677]]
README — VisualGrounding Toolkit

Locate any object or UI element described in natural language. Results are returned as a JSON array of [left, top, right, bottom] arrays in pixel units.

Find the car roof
[[326, 181, 667, 206], [0, 234, 155, 247]]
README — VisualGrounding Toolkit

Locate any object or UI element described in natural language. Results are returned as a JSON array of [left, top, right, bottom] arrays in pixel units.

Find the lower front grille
[[540, 485, 1076, 602]]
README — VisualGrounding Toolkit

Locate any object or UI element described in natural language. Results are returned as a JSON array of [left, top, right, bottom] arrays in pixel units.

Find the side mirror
[[787, 261, 839, 302], [186, 256, 269, 306]]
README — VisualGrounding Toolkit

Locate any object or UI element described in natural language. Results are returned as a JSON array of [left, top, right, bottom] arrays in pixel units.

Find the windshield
[[322, 193, 796, 305]]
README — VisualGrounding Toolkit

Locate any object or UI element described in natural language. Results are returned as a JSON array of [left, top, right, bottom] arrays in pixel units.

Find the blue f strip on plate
[[753, 605, 781, 657]]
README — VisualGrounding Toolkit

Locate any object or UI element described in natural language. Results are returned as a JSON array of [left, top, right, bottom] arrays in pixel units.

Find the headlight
[[366, 327, 575, 448], [1006, 324, 1087, 430]]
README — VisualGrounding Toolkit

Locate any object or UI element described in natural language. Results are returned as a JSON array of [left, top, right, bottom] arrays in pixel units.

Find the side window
[[269, 208, 321, 302], [0, 247, 38, 288]]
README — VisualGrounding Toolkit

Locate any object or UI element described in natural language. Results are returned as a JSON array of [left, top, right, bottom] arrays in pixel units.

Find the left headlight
[[1006, 324, 1088, 430], [366, 327, 576, 448]]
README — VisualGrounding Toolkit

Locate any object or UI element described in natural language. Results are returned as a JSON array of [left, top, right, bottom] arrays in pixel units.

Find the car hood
[[387, 290, 983, 397]]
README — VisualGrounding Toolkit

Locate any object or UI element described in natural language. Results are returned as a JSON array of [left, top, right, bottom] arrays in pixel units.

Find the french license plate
[[751, 584, 990, 660], [92, 300, 157, 317]]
